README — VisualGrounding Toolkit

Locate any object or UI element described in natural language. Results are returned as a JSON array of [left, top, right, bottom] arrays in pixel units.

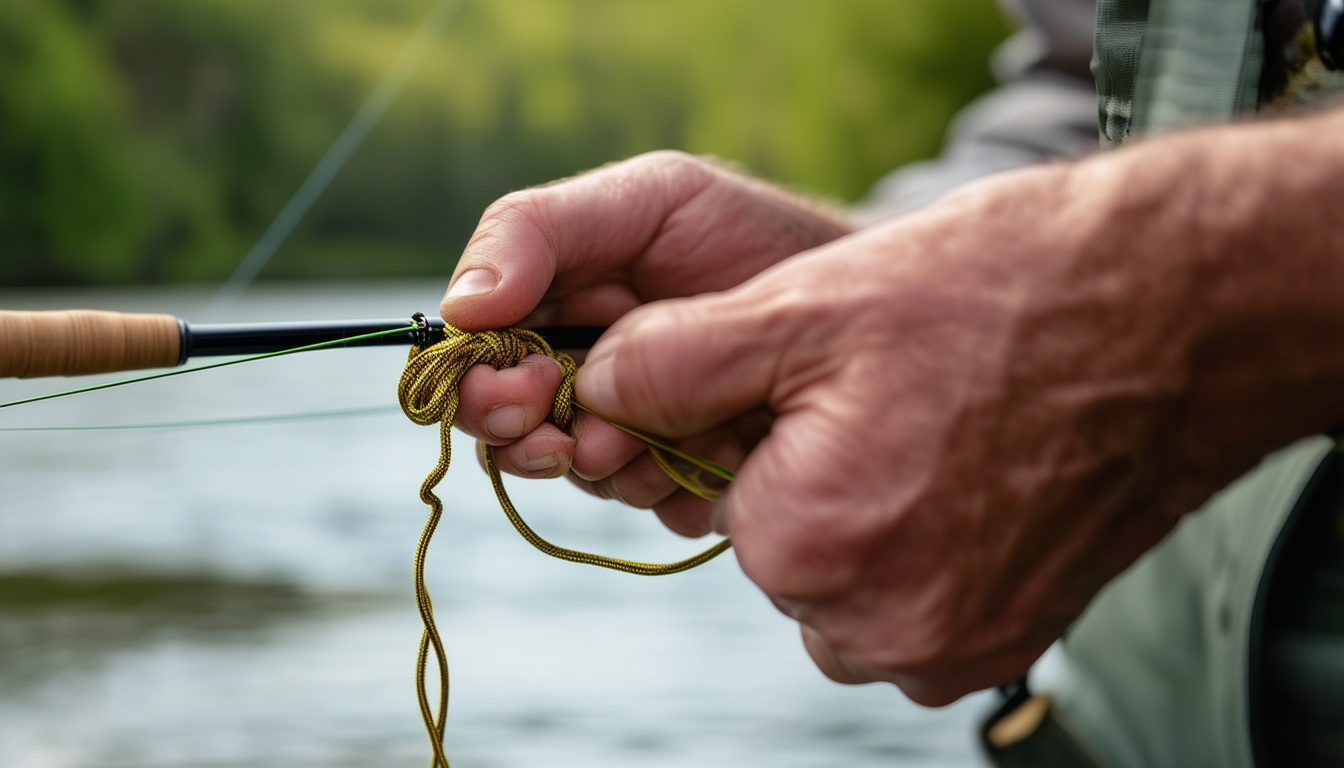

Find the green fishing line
[[0, 405, 400, 432]]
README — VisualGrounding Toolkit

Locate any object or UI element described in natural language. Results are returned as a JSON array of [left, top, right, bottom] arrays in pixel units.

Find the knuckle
[[478, 189, 542, 227], [633, 149, 702, 173], [606, 474, 638, 507], [628, 150, 718, 201], [467, 190, 556, 257], [607, 303, 693, 433], [493, 446, 529, 477], [519, 354, 562, 387], [456, 364, 493, 401], [592, 475, 623, 503], [621, 464, 679, 510], [739, 525, 862, 604]]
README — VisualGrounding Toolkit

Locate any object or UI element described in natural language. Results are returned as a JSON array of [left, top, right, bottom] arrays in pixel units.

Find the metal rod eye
[[410, 312, 432, 348]]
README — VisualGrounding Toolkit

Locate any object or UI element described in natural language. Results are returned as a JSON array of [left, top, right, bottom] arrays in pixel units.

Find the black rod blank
[[178, 317, 605, 364]]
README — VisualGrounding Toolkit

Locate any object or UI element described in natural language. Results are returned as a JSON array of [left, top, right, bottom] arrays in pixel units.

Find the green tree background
[[0, 0, 1010, 287]]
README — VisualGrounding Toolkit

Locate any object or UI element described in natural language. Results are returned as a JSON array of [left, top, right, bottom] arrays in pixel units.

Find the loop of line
[[396, 324, 733, 767]]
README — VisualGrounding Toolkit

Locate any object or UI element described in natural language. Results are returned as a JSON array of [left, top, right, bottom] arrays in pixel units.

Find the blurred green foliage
[[0, 0, 1010, 286]]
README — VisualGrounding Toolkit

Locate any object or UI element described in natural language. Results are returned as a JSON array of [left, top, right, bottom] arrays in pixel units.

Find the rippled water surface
[[0, 284, 990, 768]]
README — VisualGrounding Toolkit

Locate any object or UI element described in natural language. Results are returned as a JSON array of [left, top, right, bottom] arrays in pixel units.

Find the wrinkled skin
[[444, 111, 1344, 705]]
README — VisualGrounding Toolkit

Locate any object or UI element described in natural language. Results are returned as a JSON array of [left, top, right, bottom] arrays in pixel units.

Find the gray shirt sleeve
[[996, 0, 1099, 81], [850, 0, 1099, 225]]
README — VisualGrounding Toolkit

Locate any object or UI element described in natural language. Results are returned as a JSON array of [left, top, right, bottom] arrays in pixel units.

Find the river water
[[0, 283, 991, 768]]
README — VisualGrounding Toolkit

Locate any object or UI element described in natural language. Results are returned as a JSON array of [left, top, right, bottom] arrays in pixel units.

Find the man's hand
[[442, 151, 851, 535], [575, 112, 1344, 704], [445, 110, 1344, 705], [572, 162, 1181, 706]]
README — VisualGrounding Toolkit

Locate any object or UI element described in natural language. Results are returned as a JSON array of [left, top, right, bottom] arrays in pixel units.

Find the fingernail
[[484, 405, 527, 440], [520, 454, 560, 475], [446, 268, 498, 299]]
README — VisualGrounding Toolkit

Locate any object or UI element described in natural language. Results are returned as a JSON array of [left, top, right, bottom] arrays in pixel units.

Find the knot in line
[[399, 325, 577, 431], [395, 321, 732, 576]]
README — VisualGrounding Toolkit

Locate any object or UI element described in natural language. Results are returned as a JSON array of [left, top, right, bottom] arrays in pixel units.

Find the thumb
[[574, 287, 795, 438], [439, 151, 725, 332]]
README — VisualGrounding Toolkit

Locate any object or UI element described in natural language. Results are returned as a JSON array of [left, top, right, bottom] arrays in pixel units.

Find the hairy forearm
[[1065, 107, 1344, 513]]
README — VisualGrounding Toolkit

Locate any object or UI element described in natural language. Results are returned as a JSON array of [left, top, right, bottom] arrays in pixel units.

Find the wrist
[[1085, 109, 1344, 509]]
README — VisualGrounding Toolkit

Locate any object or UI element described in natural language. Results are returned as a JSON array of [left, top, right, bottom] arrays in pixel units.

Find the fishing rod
[[0, 309, 604, 379]]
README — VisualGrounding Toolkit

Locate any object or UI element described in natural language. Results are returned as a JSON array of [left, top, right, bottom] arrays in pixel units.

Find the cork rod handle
[[0, 310, 181, 379]]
